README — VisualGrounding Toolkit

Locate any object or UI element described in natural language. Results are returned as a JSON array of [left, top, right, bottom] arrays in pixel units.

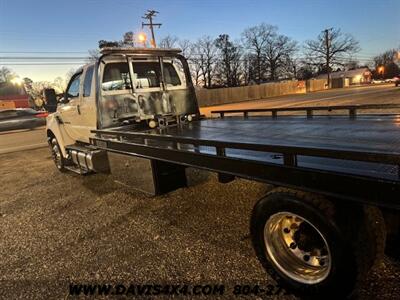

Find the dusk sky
[[0, 0, 399, 81]]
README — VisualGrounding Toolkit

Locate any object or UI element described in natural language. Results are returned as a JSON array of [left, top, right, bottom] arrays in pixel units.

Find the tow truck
[[46, 47, 400, 299]]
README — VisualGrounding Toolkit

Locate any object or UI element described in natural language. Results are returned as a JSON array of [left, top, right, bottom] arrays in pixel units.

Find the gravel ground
[[0, 148, 399, 299]]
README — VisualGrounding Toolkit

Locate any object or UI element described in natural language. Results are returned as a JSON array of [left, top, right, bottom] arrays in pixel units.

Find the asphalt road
[[0, 126, 47, 154], [200, 84, 400, 116]]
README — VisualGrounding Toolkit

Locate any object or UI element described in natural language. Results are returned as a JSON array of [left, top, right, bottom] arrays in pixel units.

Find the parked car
[[371, 79, 385, 84], [0, 108, 48, 132], [394, 76, 400, 86]]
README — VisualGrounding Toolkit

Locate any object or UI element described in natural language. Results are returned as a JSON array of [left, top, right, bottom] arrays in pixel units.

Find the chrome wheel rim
[[264, 212, 331, 284], [51, 141, 62, 169]]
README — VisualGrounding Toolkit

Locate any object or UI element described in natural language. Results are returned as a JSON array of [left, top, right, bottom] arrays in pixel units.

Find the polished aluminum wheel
[[264, 212, 331, 284], [51, 139, 62, 169]]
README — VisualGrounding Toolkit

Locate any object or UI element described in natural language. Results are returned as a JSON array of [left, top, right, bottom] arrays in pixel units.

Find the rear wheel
[[50, 137, 66, 172], [250, 187, 385, 299]]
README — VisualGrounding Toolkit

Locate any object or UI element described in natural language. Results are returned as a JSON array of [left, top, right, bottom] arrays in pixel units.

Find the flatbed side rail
[[90, 131, 400, 210], [211, 103, 400, 119], [92, 129, 400, 166]]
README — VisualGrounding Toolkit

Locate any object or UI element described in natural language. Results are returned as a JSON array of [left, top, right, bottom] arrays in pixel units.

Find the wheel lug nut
[[319, 259, 325, 266], [283, 228, 290, 234], [303, 255, 310, 261], [289, 242, 297, 249], [290, 223, 298, 230]]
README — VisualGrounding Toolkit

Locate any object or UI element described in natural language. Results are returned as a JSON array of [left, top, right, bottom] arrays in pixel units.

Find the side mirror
[[43, 88, 58, 112]]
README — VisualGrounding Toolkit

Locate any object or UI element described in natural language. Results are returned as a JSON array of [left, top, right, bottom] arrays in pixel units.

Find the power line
[[0, 51, 88, 54], [0, 62, 82, 66], [0, 57, 88, 60]]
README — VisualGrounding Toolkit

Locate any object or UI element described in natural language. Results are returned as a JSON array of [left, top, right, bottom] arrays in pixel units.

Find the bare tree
[[87, 49, 100, 63], [0, 67, 15, 82], [195, 36, 217, 88], [159, 35, 179, 48], [344, 59, 360, 70], [52, 77, 67, 93], [264, 34, 297, 80], [178, 39, 192, 59], [304, 28, 359, 85], [373, 49, 400, 79], [242, 23, 276, 83], [374, 49, 398, 67], [214, 34, 242, 86], [188, 43, 203, 86]]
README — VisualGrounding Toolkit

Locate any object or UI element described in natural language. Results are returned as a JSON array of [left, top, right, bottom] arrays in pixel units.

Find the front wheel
[[50, 137, 66, 172], [250, 188, 385, 299]]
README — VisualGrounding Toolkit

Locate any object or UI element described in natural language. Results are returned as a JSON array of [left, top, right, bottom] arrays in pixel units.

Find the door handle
[[77, 104, 81, 115]]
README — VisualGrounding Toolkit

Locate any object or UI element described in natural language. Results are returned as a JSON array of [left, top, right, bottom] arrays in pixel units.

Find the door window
[[83, 65, 94, 97], [67, 74, 81, 98]]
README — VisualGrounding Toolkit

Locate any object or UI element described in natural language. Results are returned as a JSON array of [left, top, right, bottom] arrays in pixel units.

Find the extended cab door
[[58, 71, 83, 141], [58, 66, 97, 143], [77, 65, 97, 142]]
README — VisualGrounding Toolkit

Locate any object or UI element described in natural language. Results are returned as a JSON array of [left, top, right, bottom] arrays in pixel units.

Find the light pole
[[378, 66, 385, 80]]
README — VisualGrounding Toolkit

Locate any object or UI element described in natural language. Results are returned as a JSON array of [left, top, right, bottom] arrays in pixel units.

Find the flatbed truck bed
[[91, 104, 400, 210]]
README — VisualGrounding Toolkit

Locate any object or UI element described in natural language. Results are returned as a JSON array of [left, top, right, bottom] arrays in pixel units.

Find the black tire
[[50, 137, 66, 172], [250, 187, 385, 299]]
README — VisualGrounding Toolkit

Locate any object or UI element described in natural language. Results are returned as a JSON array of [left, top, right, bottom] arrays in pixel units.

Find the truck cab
[[46, 47, 199, 169]]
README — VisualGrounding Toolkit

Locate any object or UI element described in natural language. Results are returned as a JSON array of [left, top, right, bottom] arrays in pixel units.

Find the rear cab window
[[102, 63, 131, 91], [131, 61, 183, 90]]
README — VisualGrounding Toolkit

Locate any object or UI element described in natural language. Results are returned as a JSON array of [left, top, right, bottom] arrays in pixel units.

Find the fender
[[46, 112, 75, 157]]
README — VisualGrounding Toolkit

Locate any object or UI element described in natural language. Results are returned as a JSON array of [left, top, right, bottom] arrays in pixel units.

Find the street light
[[137, 33, 147, 47], [378, 66, 385, 79], [10, 77, 23, 85]]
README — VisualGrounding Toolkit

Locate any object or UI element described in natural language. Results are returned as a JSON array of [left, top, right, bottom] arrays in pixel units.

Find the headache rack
[[90, 104, 400, 210]]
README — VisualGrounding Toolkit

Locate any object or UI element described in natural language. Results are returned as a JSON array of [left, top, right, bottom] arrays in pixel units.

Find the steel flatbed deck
[[90, 104, 400, 210]]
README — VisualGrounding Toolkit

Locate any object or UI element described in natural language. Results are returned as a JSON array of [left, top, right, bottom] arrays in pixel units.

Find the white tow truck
[[46, 47, 400, 299]]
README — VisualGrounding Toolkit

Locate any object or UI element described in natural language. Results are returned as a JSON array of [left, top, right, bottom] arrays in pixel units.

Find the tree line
[[156, 24, 365, 88]]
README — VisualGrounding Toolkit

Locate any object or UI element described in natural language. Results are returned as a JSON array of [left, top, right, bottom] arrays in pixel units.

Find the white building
[[317, 68, 372, 86]]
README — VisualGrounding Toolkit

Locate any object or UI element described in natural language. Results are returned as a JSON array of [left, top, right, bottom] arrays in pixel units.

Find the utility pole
[[324, 28, 333, 88], [142, 10, 162, 48]]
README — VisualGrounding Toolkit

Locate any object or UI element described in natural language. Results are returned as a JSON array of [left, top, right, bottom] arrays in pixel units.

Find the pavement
[[0, 126, 47, 154]]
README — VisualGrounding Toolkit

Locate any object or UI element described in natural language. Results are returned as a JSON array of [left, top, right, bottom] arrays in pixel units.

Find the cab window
[[132, 62, 181, 89], [67, 73, 81, 98], [102, 63, 131, 91], [163, 63, 181, 86], [83, 65, 94, 97]]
